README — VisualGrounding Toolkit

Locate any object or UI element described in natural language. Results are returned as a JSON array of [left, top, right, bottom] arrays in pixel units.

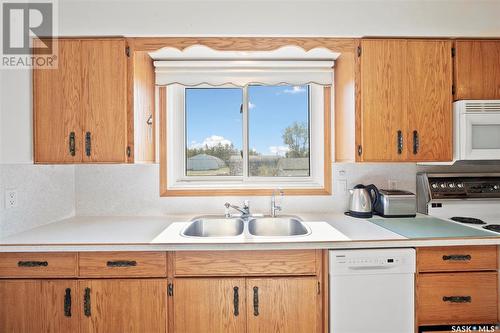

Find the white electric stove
[[417, 173, 500, 235]]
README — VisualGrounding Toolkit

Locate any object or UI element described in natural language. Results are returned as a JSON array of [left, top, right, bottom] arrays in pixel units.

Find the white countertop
[[1, 213, 499, 252]]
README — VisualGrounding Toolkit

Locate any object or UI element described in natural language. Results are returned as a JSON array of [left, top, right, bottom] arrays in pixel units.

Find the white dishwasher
[[329, 248, 415, 333]]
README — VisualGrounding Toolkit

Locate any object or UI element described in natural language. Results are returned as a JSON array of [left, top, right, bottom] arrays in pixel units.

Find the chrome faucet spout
[[271, 188, 284, 217], [224, 201, 251, 218]]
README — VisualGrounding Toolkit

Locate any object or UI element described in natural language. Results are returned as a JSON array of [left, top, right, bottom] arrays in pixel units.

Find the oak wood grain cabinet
[[79, 279, 167, 333], [416, 246, 499, 328], [173, 278, 246, 332], [0, 279, 79, 333], [171, 250, 326, 333], [33, 38, 155, 163], [454, 40, 500, 100], [357, 39, 453, 162], [246, 277, 320, 332]]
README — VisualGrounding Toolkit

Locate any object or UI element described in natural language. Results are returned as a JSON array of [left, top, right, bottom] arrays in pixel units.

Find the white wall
[[0, 165, 75, 237], [74, 163, 417, 216]]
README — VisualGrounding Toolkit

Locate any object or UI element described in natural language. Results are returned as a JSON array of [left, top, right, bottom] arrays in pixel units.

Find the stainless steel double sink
[[181, 216, 310, 238]]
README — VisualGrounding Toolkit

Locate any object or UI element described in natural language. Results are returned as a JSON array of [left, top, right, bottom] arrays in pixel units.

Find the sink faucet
[[224, 200, 251, 218], [271, 188, 284, 217]]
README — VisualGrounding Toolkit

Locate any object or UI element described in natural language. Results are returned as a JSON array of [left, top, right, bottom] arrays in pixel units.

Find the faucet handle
[[243, 200, 250, 209]]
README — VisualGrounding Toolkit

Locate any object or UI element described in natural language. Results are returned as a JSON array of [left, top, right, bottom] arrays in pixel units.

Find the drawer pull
[[64, 288, 72, 317], [17, 261, 48, 267], [253, 286, 259, 316], [397, 130, 403, 154], [442, 254, 471, 261], [106, 260, 137, 267], [442, 296, 471, 303], [84, 287, 91, 317], [233, 286, 239, 316], [69, 132, 76, 156], [85, 132, 91, 157]]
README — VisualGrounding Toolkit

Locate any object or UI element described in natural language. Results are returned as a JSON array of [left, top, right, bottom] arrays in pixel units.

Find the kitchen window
[[163, 84, 328, 194], [154, 44, 336, 196]]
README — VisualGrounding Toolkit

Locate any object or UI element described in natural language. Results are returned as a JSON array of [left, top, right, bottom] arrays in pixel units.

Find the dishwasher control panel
[[334, 255, 401, 266], [329, 249, 416, 275]]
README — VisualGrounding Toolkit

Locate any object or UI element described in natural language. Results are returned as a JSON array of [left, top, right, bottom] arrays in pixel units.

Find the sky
[[186, 85, 309, 156]]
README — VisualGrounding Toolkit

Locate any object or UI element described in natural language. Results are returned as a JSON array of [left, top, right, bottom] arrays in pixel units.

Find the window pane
[[248, 85, 310, 177], [185, 88, 243, 176]]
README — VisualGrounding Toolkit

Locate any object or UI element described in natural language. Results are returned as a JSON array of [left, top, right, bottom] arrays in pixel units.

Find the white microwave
[[454, 100, 500, 160]]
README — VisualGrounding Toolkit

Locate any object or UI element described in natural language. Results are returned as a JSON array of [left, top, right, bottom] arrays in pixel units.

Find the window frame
[[159, 85, 332, 196]]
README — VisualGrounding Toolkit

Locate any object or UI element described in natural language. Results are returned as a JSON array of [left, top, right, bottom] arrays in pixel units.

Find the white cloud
[[248, 101, 256, 109], [269, 145, 290, 156], [190, 135, 232, 149], [283, 86, 306, 94]]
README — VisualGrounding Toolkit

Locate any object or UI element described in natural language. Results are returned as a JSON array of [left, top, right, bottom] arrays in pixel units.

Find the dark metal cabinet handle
[[85, 132, 91, 157], [412, 130, 419, 155], [106, 260, 137, 267], [18, 261, 48, 267], [69, 132, 76, 156], [233, 286, 239, 316], [84, 287, 91, 317], [443, 296, 471, 303], [442, 254, 471, 261], [397, 130, 403, 154], [253, 286, 259, 316], [64, 288, 72, 317]]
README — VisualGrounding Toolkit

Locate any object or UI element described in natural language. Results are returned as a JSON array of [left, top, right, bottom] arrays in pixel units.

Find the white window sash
[[165, 84, 326, 190]]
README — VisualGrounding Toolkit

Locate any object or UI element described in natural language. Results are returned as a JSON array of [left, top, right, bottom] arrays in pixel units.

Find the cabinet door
[[81, 39, 128, 162], [173, 278, 245, 333], [79, 279, 167, 333], [0, 280, 79, 333], [33, 39, 82, 163], [360, 39, 407, 161], [406, 40, 453, 161], [455, 40, 500, 100], [246, 277, 320, 333]]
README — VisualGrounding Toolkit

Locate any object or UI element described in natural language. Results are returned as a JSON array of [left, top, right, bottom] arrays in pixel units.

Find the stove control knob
[[457, 183, 464, 189], [431, 183, 438, 189], [448, 183, 456, 189], [494, 185, 499, 190], [439, 183, 446, 189]]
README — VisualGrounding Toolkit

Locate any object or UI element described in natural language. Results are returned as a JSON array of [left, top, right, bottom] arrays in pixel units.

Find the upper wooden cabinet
[[454, 40, 500, 100], [33, 38, 155, 164], [357, 39, 453, 162]]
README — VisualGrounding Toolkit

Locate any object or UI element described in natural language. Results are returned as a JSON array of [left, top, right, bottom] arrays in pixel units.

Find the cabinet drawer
[[0, 252, 77, 278], [417, 272, 498, 325], [417, 246, 497, 272], [174, 250, 319, 276], [79, 252, 167, 277]]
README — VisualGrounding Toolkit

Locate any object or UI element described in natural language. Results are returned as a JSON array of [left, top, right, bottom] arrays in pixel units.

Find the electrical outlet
[[5, 189, 18, 209], [388, 180, 398, 190]]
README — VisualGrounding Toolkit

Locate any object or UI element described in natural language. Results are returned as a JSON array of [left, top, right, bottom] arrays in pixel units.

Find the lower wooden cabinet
[[0, 250, 326, 333], [172, 277, 320, 333], [0, 280, 79, 333], [246, 277, 320, 333], [80, 279, 167, 333], [417, 272, 498, 325], [173, 278, 246, 332]]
